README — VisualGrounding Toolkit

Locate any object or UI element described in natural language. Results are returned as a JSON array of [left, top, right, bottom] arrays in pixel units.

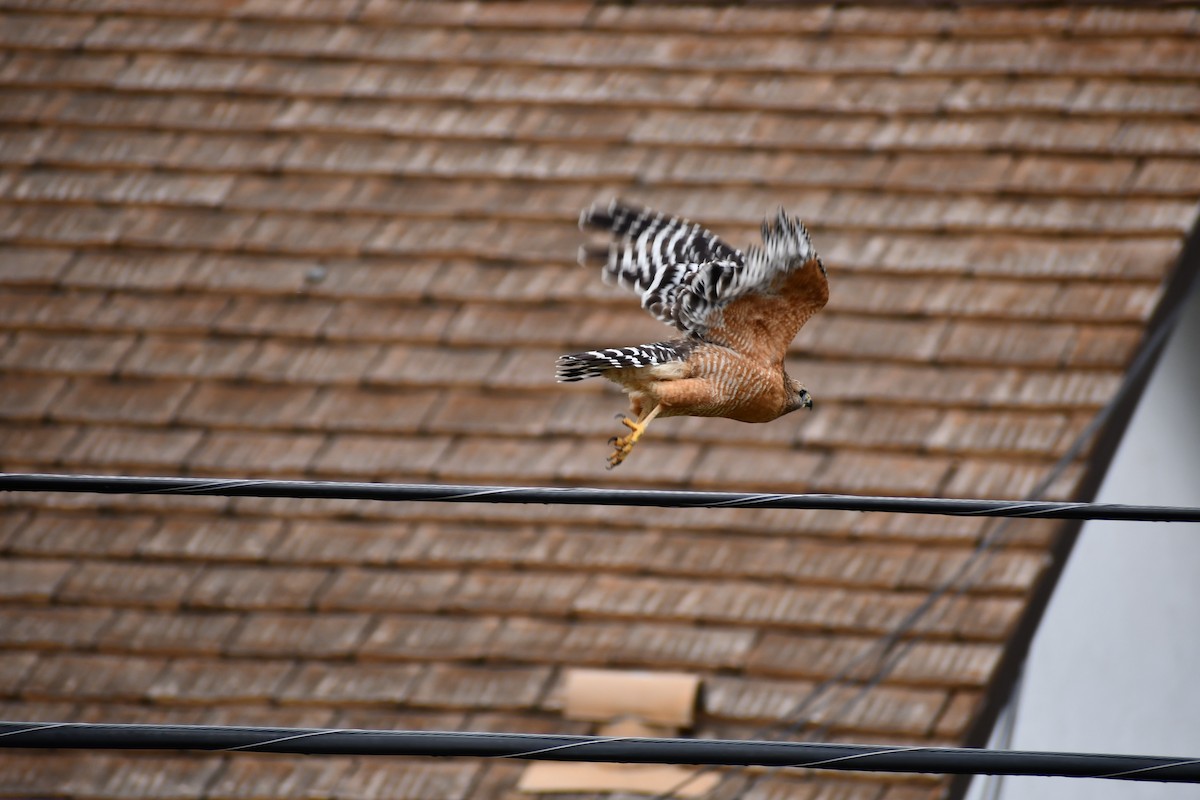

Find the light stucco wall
[[970, 276, 1200, 800]]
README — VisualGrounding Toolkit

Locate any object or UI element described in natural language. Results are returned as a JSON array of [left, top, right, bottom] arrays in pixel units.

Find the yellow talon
[[605, 405, 662, 469]]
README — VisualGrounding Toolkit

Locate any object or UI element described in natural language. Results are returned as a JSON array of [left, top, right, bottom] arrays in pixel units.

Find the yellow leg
[[607, 404, 663, 469]]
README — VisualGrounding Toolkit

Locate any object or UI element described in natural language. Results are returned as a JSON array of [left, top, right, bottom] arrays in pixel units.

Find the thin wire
[[2, 474, 1199, 521], [0, 721, 1199, 782]]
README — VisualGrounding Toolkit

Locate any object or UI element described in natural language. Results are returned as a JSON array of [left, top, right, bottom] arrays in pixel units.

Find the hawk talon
[[605, 406, 662, 469]]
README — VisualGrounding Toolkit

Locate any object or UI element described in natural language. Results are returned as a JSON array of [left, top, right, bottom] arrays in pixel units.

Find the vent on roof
[[518, 669, 719, 797]]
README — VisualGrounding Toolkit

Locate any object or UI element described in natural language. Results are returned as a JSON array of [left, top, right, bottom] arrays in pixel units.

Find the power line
[[3, 473, 1199, 522], [0, 722, 1197, 783]]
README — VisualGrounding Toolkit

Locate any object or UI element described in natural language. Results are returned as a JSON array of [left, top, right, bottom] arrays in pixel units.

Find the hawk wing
[[578, 201, 828, 362]]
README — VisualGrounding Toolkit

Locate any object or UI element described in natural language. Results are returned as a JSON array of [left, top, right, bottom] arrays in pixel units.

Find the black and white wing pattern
[[578, 200, 822, 340], [554, 340, 693, 382]]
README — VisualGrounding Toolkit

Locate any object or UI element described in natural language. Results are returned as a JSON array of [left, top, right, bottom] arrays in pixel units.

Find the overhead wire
[[1, 473, 1199, 521], [0, 721, 1198, 783]]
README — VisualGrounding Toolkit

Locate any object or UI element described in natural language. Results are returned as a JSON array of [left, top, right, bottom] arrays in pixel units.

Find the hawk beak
[[799, 388, 813, 410]]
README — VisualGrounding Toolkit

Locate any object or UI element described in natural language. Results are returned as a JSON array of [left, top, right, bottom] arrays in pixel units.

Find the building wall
[[972, 276, 1200, 799]]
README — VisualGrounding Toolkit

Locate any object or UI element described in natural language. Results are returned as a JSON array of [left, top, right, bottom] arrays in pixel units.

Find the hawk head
[[784, 376, 814, 414]]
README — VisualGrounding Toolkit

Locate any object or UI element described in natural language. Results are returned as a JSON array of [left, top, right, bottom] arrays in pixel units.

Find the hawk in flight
[[557, 200, 829, 468]]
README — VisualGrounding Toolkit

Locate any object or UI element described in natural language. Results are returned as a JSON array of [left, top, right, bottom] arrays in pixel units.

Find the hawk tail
[[555, 341, 691, 383]]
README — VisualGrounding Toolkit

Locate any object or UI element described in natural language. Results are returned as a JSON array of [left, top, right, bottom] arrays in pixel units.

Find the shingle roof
[[1, 2, 1198, 798]]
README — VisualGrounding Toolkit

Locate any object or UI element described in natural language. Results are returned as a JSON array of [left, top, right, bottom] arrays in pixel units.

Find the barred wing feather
[[579, 201, 825, 347]]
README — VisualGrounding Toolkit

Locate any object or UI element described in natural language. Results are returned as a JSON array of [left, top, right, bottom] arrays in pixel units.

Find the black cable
[[0, 722, 1198, 782], [2, 473, 1199, 522]]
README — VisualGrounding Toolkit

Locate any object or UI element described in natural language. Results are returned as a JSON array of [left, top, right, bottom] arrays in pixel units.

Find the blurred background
[[1, 2, 1198, 799]]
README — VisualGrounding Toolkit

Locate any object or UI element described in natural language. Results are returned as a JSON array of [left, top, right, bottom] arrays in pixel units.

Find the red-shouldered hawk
[[557, 200, 830, 468]]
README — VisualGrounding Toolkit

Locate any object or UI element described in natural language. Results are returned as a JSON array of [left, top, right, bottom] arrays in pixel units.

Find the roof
[[1, 1, 1198, 798]]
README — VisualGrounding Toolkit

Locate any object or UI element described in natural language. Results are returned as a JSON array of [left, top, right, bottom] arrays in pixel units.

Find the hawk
[[557, 200, 829, 468]]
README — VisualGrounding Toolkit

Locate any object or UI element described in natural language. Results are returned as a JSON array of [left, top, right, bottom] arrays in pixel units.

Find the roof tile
[[242, 340, 384, 384], [949, 7, 1072, 35], [50, 377, 194, 425], [0, 12, 96, 48], [811, 452, 952, 496], [1006, 155, 1136, 194], [0, 558, 75, 603], [148, 658, 293, 704], [39, 128, 177, 169], [932, 691, 983, 740], [689, 445, 824, 491], [277, 661, 424, 705], [269, 519, 418, 566], [244, 212, 383, 255], [225, 173, 360, 212], [0, 422, 83, 469], [318, 568, 461, 613], [59, 561, 200, 609], [323, 299, 455, 342], [311, 433, 451, 478], [139, 516, 284, 562], [336, 759, 480, 800], [1113, 118, 1200, 155], [430, 437, 581, 483], [830, 6, 951, 35], [305, 386, 442, 434], [24, 653, 168, 701], [0, 127, 50, 165], [116, 53, 247, 91], [239, 57, 366, 96], [0, 606, 111, 651], [1067, 325, 1143, 368], [369, 345, 505, 387], [937, 321, 1076, 367], [186, 565, 330, 611], [926, 410, 1070, 456], [902, 549, 1048, 595], [0, 652, 38, 691], [205, 757, 353, 800], [121, 207, 258, 249], [1072, 79, 1200, 117], [943, 459, 1084, 502], [61, 250, 196, 290], [1134, 158, 1200, 195], [65, 426, 205, 469], [795, 315, 948, 362], [178, 382, 319, 428], [360, 615, 501, 661], [882, 154, 1013, 193], [97, 609, 240, 656], [1052, 283, 1163, 323], [165, 132, 292, 171], [801, 406, 941, 452], [84, 15, 216, 49], [93, 292, 232, 335], [408, 663, 551, 710], [746, 776, 878, 800], [4, 513, 153, 560], [215, 295, 334, 336], [120, 336, 261, 380], [450, 570, 590, 616], [492, 618, 756, 670], [2, 375, 68, 420], [227, 611, 372, 657], [3, 203, 127, 245]]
